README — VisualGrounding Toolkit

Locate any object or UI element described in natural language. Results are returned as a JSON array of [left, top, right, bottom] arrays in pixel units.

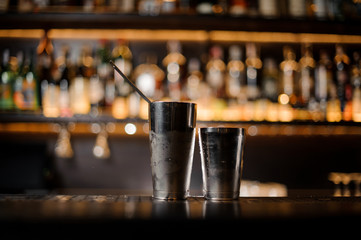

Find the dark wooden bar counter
[[1, 194, 361, 237]]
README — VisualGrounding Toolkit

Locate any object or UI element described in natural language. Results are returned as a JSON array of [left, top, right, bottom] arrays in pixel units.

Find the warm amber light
[[278, 94, 290, 105], [0, 29, 44, 38], [197, 108, 214, 121], [48, 29, 209, 41], [278, 104, 293, 122], [211, 31, 361, 44], [326, 99, 342, 122], [265, 102, 279, 122], [210, 31, 298, 43], [138, 100, 149, 119], [112, 97, 129, 119], [243, 102, 255, 121]]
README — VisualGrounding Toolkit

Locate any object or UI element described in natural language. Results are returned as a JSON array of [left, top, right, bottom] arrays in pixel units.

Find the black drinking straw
[[110, 60, 152, 104]]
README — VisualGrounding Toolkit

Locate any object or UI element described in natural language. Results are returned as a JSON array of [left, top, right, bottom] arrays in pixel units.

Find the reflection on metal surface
[[202, 200, 241, 219], [151, 199, 190, 219]]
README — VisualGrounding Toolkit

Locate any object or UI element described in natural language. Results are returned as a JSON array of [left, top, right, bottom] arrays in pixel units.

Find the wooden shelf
[[1, 12, 361, 35]]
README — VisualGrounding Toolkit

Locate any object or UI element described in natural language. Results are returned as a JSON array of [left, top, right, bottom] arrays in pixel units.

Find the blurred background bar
[[1, 0, 361, 197]]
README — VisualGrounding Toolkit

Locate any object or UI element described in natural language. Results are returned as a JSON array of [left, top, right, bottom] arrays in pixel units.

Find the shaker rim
[[199, 127, 245, 135], [151, 101, 196, 106]]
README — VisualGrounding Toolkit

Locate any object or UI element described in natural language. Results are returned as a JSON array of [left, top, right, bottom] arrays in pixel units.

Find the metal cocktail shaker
[[199, 127, 245, 200], [149, 101, 197, 200]]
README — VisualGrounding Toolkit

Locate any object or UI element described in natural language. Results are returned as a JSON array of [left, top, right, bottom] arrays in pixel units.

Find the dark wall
[[1, 133, 361, 193]]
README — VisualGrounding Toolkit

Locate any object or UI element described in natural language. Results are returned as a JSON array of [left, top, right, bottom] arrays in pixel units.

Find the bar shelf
[[1, 111, 361, 137]]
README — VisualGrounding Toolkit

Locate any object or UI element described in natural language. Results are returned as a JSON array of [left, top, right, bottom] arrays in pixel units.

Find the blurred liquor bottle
[[184, 57, 204, 101], [288, 0, 306, 18], [206, 45, 226, 98], [261, 58, 278, 103], [13, 51, 39, 111], [37, 33, 62, 117], [351, 51, 361, 122], [112, 39, 133, 119], [298, 43, 315, 110], [69, 45, 91, 115], [245, 42, 262, 102], [12, 51, 23, 109], [57, 45, 73, 117], [97, 40, 113, 108], [196, 0, 217, 14], [37, 32, 54, 108], [162, 40, 186, 101], [138, 0, 162, 16], [133, 52, 164, 118], [315, 50, 334, 120], [334, 44, 351, 120], [134, 53, 164, 101], [279, 46, 298, 107], [225, 45, 245, 102], [312, 0, 328, 20], [108, 0, 135, 13], [258, 0, 279, 18], [228, 0, 247, 16], [0, 49, 16, 110], [0, 0, 8, 12], [262, 58, 279, 122]]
